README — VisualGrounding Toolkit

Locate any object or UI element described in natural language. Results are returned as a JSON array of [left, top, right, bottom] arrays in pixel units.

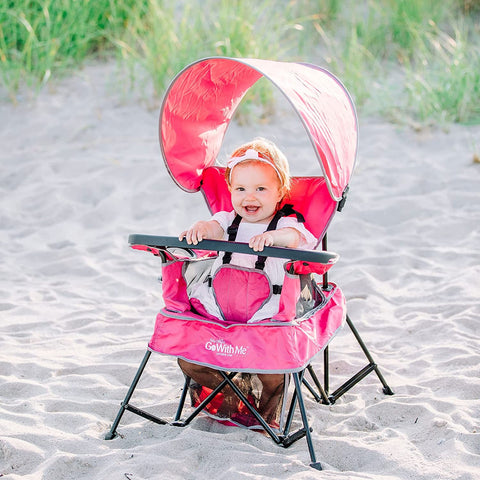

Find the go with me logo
[[204, 338, 248, 357]]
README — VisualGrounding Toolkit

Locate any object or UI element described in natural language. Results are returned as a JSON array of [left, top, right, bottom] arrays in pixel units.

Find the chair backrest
[[200, 167, 338, 243]]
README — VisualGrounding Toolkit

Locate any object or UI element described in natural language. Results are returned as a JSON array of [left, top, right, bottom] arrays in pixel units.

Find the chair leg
[[323, 346, 329, 394], [105, 349, 152, 440], [174, 376, 191, 422], [346, 315, 394, 395], [105, 358, 324, 469], [292, 373, 322, 471], [304, 365, 330, 405], [219, 371, 284, 443], [327, 314, 394, 403]]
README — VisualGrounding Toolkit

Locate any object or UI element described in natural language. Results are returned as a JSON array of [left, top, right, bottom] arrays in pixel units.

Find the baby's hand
[[249, 232, 274, 252], [179, 221, 210, 245]]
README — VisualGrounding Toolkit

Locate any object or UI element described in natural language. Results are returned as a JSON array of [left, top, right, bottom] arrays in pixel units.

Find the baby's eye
[[257, 186, 266, 191], [236, 187, 245, 192]]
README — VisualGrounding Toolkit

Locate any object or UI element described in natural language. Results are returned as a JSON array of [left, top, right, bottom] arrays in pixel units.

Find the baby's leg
[[178, 358, 223, 389], [257, 373, 285, 424], [177, 358, 239, 415]]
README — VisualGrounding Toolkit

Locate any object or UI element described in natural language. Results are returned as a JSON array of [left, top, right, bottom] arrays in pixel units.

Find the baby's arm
[[249, 227, 303, 252], [179, 220, 224, 245]]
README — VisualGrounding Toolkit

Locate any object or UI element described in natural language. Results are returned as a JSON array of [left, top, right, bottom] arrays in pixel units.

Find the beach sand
[[1, 61, 479, 479]]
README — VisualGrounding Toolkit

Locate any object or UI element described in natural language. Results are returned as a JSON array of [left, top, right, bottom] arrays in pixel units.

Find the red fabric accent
[[201, 167, 232, 213], [285, 177, 337, 240], [192, 386, 225, 415], [286, 259, 338, 276]]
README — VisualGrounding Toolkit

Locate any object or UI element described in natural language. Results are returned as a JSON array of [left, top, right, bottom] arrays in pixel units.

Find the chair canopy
[[159, 57, 358, 202]]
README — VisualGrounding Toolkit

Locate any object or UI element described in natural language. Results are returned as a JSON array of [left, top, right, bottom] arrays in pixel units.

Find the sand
[[1, 61, 479, 480]]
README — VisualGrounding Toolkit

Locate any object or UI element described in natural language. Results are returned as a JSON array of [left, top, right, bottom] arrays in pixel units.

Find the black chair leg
[[292, 373, 322, 471], [105, 349, 152, 440], [304, 314, 394, 406], [326, 315, 393, 403], [346, 315, 394, 395], [174, 376, 191, 422], [304, 364, 330, 404]]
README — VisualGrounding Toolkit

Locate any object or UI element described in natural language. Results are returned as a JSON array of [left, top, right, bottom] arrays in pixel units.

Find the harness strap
[[272, 284, 283, 294], [254, 204, 305, 270], [222, 214, 242, 265], [221, 204, 305, 286]]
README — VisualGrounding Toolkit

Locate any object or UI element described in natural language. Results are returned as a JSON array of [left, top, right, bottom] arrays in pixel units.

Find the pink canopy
[[159, 57, 358, 202]]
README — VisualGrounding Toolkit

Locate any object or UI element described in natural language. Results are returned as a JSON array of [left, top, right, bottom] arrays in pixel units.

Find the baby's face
[[229, 162, 284, 224]]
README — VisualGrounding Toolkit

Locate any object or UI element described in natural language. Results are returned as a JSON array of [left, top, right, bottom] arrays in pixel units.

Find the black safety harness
[[220, 204, 305, 294]]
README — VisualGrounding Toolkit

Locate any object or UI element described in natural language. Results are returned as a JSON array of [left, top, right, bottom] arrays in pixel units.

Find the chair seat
[[149, 283, 346, 373]]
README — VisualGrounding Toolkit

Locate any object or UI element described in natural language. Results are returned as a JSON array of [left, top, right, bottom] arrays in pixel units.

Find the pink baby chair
[[105, 57, 393, 470]]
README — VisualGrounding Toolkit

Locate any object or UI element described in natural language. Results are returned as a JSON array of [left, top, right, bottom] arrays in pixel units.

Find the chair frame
[[106, 57, 389, 470], [105, 234, 393, 470]]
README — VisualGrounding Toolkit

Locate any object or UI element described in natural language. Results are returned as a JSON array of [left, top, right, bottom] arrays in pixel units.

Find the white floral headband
[[227, 148, 282, 182]]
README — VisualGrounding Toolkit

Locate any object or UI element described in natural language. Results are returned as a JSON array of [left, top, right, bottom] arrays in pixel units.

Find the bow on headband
[[227, 148, 282, 181]]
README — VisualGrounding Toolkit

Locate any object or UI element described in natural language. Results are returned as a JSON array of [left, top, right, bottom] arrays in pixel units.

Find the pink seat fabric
[[153, 56, 354, 374], [147, 166, 345, 372], [149, 284, 345, 373]]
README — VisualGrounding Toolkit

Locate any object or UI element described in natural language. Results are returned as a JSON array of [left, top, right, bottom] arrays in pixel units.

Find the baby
[[180, 137, 316, 323], [178, 138, 316, 427]]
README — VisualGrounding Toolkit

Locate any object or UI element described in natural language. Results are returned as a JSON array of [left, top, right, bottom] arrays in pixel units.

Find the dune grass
[[0, 0, 145, 94], [303, 0, 480, 125], [1, 0, 479, 125]]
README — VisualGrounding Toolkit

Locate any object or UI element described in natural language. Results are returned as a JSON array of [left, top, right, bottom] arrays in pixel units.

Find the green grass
[[1, 0, 480, 125], [0, 0, 145, 96], [403, 19, 480, 123], [305, 0, 480, 125]]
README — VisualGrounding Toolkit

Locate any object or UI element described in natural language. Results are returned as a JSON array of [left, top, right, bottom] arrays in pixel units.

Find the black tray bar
[[128, 234, 337, 264]]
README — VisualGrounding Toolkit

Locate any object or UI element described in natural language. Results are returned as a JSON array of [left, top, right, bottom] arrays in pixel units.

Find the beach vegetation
[[1, 0, 479, 125], [0, 0, 145, 95]]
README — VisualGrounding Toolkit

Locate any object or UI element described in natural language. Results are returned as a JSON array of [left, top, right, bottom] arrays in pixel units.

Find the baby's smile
[[230, 162, 283, 224]]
